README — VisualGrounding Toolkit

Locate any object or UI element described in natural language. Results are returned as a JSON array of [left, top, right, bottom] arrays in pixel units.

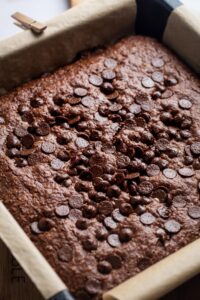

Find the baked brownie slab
[[0, 36, 200, 300]]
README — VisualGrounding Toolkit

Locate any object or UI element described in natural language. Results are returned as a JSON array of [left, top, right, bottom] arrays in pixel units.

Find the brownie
[[0, 36, 200, 300]]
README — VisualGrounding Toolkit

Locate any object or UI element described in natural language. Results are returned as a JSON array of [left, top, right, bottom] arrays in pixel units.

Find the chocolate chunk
[[14, 126, 28, 138], [28, 153, 42, 166], [106, 253, 122, 269], [152, 188, 167, 202], [97, 261, 112, 274], [57, 245, 73, 262], [164, 219, 181, 233], [119, 228, 133, 242], [51, 158, 64, 170], [81, 96, 95, 107], [41, 141, 55, 154], [30, 221, 42, 234], [138, 181, 153, 195], [152, 72, 164, 83], [98, 201, 113, 216], [140, 212, 155, 225], [146, 164, 160, 177], [178, 167, 194, 177], [74, 87, 88, 97], [85, 278, 101, 295], [163, 168, 177, 179], [129, 103, 141, 114], [157, 206, 169, 219], [7, 134, 21, 149], [117, 155, 130, 168], [55, 205, 70, 217], [173, 195, 187, 208], [38, 217, 54, 231], [36, 122, 50, 136], [68, 208, 82, 221], [76, 218, 88, 230], [0, 116, 5, 125], [179, 98, 192, 110], [75, 137, 89, 148], [107, 234, 121, 248], [21, 134, 34, 149], [82, 236, 98, 251], [188, 206, 200, 219], [102, 69, 116, 81], [191, 142, 200, 155], [89, 75, 103, 87], [161, 90, 173, 99], [112, 208, 125, 222], [95, 227, 108, 241], [142, 77, 155, 88], [151, 58, 164, 68], [69, 195, 84, 209], [104, 58, 117, 69], [104, 217, 117, 230]]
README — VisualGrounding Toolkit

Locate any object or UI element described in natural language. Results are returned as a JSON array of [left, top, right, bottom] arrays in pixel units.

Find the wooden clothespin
[[11, 12, 47, 34]]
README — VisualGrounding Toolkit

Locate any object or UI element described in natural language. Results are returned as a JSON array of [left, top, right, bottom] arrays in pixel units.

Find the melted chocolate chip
[[104, 217, 117, 230], [173, 195, 187, 208], [152, 72, 164, 83], [21, 134, 34, 149], [97, 261, 112, 274], [75, 137, 89, 148], [69, 195, 84, 209], [95, 227, 108, 241], [146, 164, 160, 177], [142, 77, 155, 88], [179, 98, 192, 110], [51, 158, 64, 170], [178, 167, 194, 177], [68, 208, 82, 221], [98, 201, 113, 216], [81, 96, 95, 108], [55, 205, 70, 217], [74, 87, 88, 97], [41, 141, 55, 154], [102, 69, 116, 81], [164, 219, 181, 233], [138, 181, 153, 195], [106, 253, 122, 269], [36, 122, 50, 136], [30, 221, 42, 234], [89, 75, 103, 87], [107, 234, 121, 248], [38, 217, 54, 231], [191, 142, 200, 155], [104, 58, 117, 69], [151, 58, 164, 68], [112, 208, 125, 222], [140, 212, 155, 225], [82, 236, 98, 251], [152, 188, 167, 202], [57, 245, 73, 262], [188, 206, 200, 219], [157, 206, 169, 219], [119, 228, 133, 242], [163, 168, 177, 179], [129, 103, 141, 114]]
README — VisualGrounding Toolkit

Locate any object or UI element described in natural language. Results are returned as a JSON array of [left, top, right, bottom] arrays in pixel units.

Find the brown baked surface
[[0, 36, 200, 300]]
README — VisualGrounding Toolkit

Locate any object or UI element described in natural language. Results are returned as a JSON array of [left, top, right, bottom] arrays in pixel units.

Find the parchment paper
[[0, 202, 67, 299]]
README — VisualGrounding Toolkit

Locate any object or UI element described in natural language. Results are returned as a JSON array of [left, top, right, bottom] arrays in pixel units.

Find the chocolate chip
[[101, 82, 114, 94], [21, 134, 34, 149], [97, 261, 112, 274], [28, 153, 42, 166], [81, 96, 95, 107], [67, 97, 81, 105], [95, 227, 108, 241], [109, 103, 122, 112], [172, 195, 187, 208], [106, 253, 122, 269], [157, 206, 169, 219], [112, 208, 125, 222], [19, 148, 35, 157], [151, 58, 164, 68], [83, 205, 97, 218], [179, 99, 192, 110], [82, 236, 98, 251], [94, 112, 108, 123], [38, 218, 54, 231], [142, 77, 155, 88], [36, 122, 50, 136], [180, 130, 191, 140], [107, 90, 119, 100], [188, 206, 200, 219], [161, 90, 173, 99], [107, 185, 121, 198], [152, 188, 167, 202], [152, 72, 164, 83], [163, 168, 177, 179], [178, 167, 194, 177], [30, 221, 42, 234], [74, 87, 88, 97], [68, 208, 82, 221], [137, 258, 150, 270], [41, 141, 55, 154], [31, 98, 44, 108], [14, 126, 27, 138], [117, 155, 130, 168], [104, 58, 117, 69], [119, 228, 133, 242], [141, 101, 153, 112], [129, 103, 141, 114], [119, 203, 132, 216], [138, 181, 153, 195], [0, 116, 5, 125], [69, 195, 84, 209], [22, 111, 34, 123], [6, 148, 19, 158], [104, 217, 117, 230], [75, 290, 91, 300], [107, 234, 121, 247], [51, 158, 64, 170], [164, 219, 181, 233], [165, 75, 178, 86], [191, 142, 200, 155], [85, 278, 101, 295], [55, 205, 70, 217], [98, 201, 113, 216], [75, 137, 89, 148], [7, 134, 21, 149], [57, 245, 73, 262], [15, 157, 28, 168], [146, 164, 160, 177], [89, 75, 103, 87], [18, 105, 29, 115], [102, 69, 116, 81], [156, 138, 169, 152], [140, 212, 155, 225]]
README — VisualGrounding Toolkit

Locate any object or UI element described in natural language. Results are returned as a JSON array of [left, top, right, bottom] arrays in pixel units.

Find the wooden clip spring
[[11, 12, 47, 34]]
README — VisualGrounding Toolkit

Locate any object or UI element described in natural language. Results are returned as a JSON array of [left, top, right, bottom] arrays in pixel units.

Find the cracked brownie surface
[[0, 36, 200, 300]]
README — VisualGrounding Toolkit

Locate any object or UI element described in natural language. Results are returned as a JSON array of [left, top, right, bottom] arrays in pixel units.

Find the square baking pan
[[0, 0, 200, 300]]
